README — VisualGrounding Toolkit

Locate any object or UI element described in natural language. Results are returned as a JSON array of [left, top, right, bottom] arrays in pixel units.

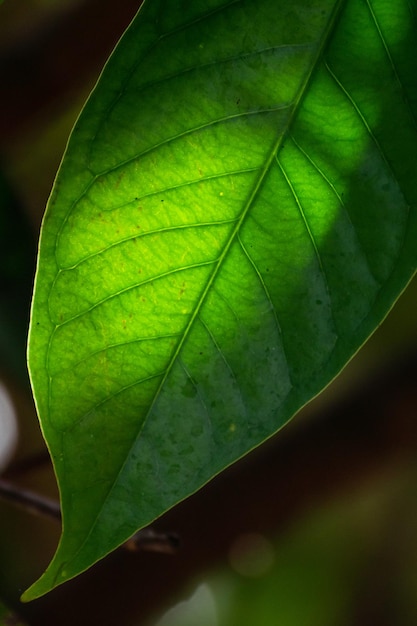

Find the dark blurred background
[[1, 1, 417, 624]]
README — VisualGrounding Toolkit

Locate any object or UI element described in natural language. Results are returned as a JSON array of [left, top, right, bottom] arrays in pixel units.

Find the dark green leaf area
[[26, 0, 417, 599]]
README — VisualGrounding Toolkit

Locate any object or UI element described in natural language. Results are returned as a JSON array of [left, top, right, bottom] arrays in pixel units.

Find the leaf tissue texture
[[26, 0, 417, 599]]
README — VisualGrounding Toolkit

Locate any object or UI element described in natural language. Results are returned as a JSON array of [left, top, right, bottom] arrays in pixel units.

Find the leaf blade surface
[[26, 0, 417, 599]]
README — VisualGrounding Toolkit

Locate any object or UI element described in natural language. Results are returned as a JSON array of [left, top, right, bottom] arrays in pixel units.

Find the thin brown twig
[[0, 477, 179, 554], [0, 477, 60, 520]]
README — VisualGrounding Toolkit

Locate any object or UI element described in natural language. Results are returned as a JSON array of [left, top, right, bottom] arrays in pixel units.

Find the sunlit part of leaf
[[25, 0, 417, 600]]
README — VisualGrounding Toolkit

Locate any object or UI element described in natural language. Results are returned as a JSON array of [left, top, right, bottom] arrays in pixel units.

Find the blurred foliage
[[150, 466, 417, 626], [214, 483, 417, 626], [0, 598, 28, 625]]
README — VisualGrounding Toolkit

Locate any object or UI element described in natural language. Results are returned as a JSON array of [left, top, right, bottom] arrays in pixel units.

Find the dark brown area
[[0, 0, 141, 143]]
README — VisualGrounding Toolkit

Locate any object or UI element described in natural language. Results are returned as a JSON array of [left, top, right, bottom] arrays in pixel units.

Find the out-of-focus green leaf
[[0, 598, 28, 625], [26, 0, 417, 599], [207, 473, 417, 626]]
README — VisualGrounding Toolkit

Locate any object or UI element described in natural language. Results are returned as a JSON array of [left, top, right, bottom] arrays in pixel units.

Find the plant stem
[[0, 477, 60, 520], [0, 477, 179, 553]]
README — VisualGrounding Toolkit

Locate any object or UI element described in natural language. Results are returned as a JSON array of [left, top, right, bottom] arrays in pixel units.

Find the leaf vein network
[[96, 168, 258, 213], [211, 285, 240, 324], [55, 107, 286, 265], [92, 105, 292, 179], [198, 315, 250, 425], [237, 234, 291, 382], [127, 41, 317, 97], [155, 0, 243, 43], [198, 315, 244, 396], [53, 334, 182, 377], [85, 0, 243, 159], [365, 0, 417, 131], [61, 371, 166, 433], [275, 156, 337, 332], [324, 60, 412, 209], [58, 218, 239, 271], [288, 133, 379, 284], [51, 259, 218, 329], [178, 357, 214, 437]]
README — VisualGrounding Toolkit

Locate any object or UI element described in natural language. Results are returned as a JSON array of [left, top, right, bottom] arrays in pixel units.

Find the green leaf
[[25, 0, 417, 600]]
